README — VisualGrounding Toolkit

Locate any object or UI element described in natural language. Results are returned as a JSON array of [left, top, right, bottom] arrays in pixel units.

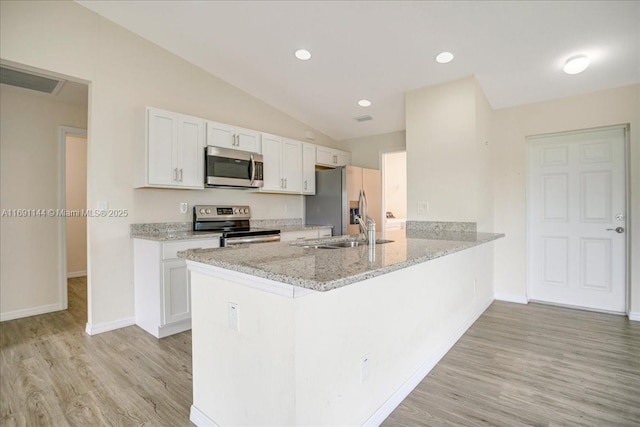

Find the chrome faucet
[[355, 214, 376, 244]]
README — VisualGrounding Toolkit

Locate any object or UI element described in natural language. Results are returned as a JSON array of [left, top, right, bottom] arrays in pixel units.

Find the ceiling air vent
[[0, 66, 65, 95], [354, 114, 373, 122]]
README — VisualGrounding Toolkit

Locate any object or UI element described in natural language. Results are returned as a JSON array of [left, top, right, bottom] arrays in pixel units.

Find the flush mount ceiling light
[[358, 99, 372, 107], [563, 55, 590, 74], [294, 49, 312, 61], [435, 51, 454, 64]]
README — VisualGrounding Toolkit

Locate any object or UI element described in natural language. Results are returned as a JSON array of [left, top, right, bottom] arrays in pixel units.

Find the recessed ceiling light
[[435, 51, 454, 64], [294, 49, 311, 61], [358, 99, 372, 107], [563, 55, 590, 74]]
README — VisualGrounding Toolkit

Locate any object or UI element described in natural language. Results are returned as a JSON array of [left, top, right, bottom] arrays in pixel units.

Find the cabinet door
[[148, 108, 178, 186], [206, 121, 235, 150], [162, 259, 191, 325], [177, 114, 204, 188], [281, 138, 302, 193], [336, 150, 351, 166], [316, 146, 336, 166], [235, 127, 261, 153], [302, 143, 316, 194], [260, 133, 283, 191]]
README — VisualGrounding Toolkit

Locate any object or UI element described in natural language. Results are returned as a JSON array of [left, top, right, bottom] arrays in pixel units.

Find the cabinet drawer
[[162, 238, 220, 260], [280, 230, 318, 242]]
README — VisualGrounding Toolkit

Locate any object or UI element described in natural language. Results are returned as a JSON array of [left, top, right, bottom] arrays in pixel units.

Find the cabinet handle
[[333, 155, 337, 164], [304, 180, 307, 190], [281, 178, 284, 188], [174, 168, 179, 181], [235, 134, 239, 146], [179, 168, 183, 182], [284, 178, 287, 188]]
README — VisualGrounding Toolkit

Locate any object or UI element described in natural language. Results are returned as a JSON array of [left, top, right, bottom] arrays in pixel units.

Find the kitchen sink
[[300, 239, 394, 249]]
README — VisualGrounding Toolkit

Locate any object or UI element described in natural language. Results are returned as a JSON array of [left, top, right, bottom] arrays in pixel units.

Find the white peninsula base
[[188, 243, 494, 426]]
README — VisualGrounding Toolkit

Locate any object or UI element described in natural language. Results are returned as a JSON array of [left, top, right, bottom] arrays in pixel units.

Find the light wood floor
[[383, 301, 640, 426], [1, 277, 194, 426], [1, 280, 639, 426]]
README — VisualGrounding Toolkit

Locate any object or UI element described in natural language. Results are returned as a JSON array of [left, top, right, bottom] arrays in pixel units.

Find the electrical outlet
[[417, 201, 428, 216], [361, 354, 370, 383], [179, 202, 188, 214], [228, 302, 239, 332]]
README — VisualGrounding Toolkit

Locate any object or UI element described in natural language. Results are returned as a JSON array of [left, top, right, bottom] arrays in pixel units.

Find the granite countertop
[[178, 229, 504, 292]]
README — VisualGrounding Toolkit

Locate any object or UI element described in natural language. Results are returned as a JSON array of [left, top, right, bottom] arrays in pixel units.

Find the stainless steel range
[[193, 205, 280, 247]]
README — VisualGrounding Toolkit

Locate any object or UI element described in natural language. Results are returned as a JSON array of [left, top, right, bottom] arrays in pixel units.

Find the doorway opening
[[381, 151, 407, 233]]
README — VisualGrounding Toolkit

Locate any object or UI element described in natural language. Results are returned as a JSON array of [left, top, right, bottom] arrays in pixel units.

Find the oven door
[[222, 234, 281, 247], [205, 146, 264, 188]]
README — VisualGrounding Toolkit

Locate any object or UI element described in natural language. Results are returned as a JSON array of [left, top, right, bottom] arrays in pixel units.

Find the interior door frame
[[58, 126, 88, 311], [525, 124, 631, 315]]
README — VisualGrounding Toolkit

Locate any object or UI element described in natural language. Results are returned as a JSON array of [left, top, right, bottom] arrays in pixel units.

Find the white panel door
[[528, 127, 627, 312]]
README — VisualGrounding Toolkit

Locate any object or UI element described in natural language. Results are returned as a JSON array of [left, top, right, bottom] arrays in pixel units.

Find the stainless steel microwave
[[205, 146, 264, 188]]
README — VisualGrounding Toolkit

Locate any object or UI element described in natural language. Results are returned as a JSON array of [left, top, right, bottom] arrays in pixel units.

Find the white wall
[[341, 130, 405, 170], [405, 76, 490, 224], [492, 84, 640, 314], [66, 134, 87, 277], [383, 151, 407, 219], [0, 84, 87, 319], [0, 0, 338, 329]]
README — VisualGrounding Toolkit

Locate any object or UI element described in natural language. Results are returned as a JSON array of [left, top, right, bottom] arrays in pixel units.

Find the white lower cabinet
[[134, 237, 220, 338], [280, 227, 333, 242]]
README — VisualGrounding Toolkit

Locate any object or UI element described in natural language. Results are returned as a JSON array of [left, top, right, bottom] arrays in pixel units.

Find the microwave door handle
[[249, 154, 255, 185]]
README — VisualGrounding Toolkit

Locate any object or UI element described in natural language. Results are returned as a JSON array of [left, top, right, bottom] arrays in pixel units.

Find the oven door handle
[[249, 154, 256, 186], [224, 235, 281, 246]]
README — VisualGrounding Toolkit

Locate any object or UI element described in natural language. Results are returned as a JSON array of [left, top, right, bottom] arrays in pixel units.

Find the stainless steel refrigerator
[[305, 166, 382, 236]]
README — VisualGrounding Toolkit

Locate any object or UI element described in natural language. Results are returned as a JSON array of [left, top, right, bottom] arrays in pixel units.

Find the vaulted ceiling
[[77, 1, 640, 140]]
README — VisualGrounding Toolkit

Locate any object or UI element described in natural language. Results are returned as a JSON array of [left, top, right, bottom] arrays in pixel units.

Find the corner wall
[[405, 76, 491, 225]]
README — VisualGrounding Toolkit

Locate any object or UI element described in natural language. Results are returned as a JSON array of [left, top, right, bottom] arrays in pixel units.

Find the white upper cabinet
[[260, 134, 302, 194], [206, 121, 261, 153], [302, 142, 316, 194], [143, 107, 204, 189], [316, 146, 351, 167]]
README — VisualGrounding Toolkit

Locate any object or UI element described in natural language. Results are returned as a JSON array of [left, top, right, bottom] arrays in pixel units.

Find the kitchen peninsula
[[180, 223, 503, 426]]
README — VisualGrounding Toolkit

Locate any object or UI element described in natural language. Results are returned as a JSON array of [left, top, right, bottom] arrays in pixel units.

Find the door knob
[[606, 227, 625, 233]]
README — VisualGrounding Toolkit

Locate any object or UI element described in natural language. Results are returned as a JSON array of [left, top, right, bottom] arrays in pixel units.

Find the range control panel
[[194, 205, 251, 221]]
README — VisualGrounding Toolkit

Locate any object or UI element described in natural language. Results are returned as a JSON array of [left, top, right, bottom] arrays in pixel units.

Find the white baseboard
[[67, 270, 87, 278], [85, 317, 135, 335], [362, 296, 494, 427], [190, 405, 220, 427], [629, 312, 640, 322], [494, 293, 529, 304], [0, 303, 63, 322]]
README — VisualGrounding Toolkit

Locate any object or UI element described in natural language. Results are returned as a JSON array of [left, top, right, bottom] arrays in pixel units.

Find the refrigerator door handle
[[359, 189, 368, 221]]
